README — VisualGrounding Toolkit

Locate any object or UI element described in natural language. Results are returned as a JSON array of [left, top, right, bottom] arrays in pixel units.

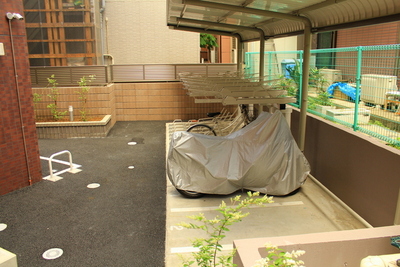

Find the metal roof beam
[[176, 17, 264, 35], [182, 0, 312, 26], [168, 24, 243, 40]]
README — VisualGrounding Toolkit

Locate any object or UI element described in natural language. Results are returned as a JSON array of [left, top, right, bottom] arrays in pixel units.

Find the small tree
[[179, 192, 274, 267], [32, 93, 42, 120], [76, 75, 96, 121], [179, 192, 306, 267], [253, 244, 305, 267], [46, 75, 67, 121], [200, 33, 218, 63]]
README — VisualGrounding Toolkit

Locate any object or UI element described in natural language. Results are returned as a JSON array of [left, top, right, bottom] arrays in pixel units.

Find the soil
[[35, 116, 104, 122]]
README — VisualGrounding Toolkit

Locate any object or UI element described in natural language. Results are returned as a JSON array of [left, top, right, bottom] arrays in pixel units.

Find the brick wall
[[337, 21, 400, 47], [0, 0, 42, 195], [335, 22, 400, 82]]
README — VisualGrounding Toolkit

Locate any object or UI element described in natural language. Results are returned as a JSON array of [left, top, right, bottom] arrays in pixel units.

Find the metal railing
[[110, 63, 237, 82], [30, 63, 238, 86], [246, 44, 400, 147], [30, 65, 109, 86]]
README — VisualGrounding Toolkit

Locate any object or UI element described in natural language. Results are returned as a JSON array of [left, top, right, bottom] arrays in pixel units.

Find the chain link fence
[[245, 44, 400, 147]]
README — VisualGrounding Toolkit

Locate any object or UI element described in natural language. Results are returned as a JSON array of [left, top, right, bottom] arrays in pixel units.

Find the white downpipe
[[308, 174, 373, 229], [7, 15, 32, 185]]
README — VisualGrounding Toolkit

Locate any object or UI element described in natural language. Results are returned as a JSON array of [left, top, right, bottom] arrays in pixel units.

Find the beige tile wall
[[33, 82, 231, 122], [33, 84, 116, 124], [113, 82, 232, 121]]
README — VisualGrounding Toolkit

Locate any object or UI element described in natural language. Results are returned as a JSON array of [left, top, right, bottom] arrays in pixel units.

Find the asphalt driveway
[[0, 121, 167, 266]]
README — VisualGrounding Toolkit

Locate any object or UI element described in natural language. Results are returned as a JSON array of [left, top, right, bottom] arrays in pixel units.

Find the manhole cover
[[42, 248, 63, 260], [0, 223, 7, 231], [87, 183, 100, 189]]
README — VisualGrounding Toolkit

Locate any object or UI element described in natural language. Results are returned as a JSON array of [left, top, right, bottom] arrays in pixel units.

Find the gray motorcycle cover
[[167, 111, 310, 195]]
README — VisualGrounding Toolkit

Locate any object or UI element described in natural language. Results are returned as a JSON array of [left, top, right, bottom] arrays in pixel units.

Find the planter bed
[[36, 115, 112, 139]]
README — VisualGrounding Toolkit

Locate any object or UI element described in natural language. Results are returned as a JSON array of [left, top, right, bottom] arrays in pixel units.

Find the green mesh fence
[[245, 44, 400, 147]]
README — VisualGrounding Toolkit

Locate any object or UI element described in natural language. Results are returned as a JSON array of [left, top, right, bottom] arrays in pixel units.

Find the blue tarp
[[327, 82, 358, 100]]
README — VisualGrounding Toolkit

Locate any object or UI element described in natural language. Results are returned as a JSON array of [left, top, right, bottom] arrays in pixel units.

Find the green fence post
[[245, 52, 250, 76], [268, 52, 272, 80], [298, 51, 303, 107], [353, 46, 363, 131]]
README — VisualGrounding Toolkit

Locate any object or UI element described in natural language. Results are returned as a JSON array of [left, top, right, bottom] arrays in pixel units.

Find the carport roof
[[167, 0, 400, 42]]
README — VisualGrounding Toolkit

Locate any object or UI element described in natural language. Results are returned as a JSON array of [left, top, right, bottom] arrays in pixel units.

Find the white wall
[[244, 37, 299, 77], [245, 36, 298, 53], [105, 0, 199, 64], [274, 36, 298, 52]]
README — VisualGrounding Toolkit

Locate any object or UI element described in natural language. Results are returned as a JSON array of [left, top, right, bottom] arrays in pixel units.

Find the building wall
[[219, 36, 233, 63], [105, 0, 199, 64], [335, 21, 400, 82], [337, 21, 400, 47], [23, 0, 99, 66], [0, 0, 42, 195]]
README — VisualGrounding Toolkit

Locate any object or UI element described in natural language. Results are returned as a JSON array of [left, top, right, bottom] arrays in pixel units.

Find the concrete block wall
[[0, 0, 42, 195]]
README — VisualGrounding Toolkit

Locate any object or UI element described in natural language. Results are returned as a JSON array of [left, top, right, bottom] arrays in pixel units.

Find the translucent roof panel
[[167, 0, 400, 41]]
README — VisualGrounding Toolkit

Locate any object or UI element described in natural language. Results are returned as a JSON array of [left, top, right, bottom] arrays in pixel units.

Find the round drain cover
[[87, 183, 100, 189], [42, 248, 63, 260], [128, 142, 137, 145], [0, 223, 7, 231]]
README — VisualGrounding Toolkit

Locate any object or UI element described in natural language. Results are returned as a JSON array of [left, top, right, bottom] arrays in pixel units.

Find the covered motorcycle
[[167, 111, 310, 197]]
